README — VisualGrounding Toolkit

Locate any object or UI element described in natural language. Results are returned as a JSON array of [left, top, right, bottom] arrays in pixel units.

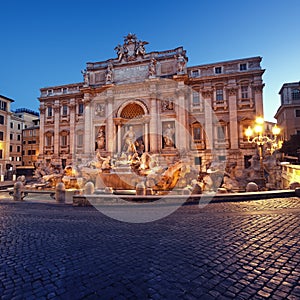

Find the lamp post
[[245, 117, 281, 188]]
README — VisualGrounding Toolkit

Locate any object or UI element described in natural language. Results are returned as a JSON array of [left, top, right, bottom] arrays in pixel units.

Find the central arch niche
[[115, 100, 149, 153], [120, 103, 144, 119]]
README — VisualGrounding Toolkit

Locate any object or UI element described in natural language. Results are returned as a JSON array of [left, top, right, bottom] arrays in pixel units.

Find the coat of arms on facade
[[114, 33, 148, 62]]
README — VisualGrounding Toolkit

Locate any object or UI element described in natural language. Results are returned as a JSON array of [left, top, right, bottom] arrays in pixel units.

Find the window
[[17, 146, 21, 152], [47, 107, 53, 117], [77, 133, 83, 147], [194, 157, 202, 166], [216, 88, 224, 101], [244, 155, 252, 168], [292, 89, 300, 100], [0, 150, 2, 159], [17, 123, 21, 130], [47, 89, 53, 96], [10, 133, 13, 140], [61, 135, 68, 146], [63, 88, 68, 94], [241, 85, 249, 99], [62, 105, 68, 116], [240, 63, 247, 71], [0, 131, 3, 141], [0, 101, 7, 111], [28, 150, 36, 155], [192, 123, 204, 147], [193, 126, 202, 141], [17, 134, 21, 141], [191, 70, 199, 77], [10, 145, 13, 152], [296, 109, 300, 117], [215, 67, 222, 74], [218, 155, 226, 161], [217, 125, 226, 140], [0, 115, 4, 125], [78, 103, 84, 115], [192, 91, 200, 106], [46, 135, 52, 146], [10, 122, 13, 129]]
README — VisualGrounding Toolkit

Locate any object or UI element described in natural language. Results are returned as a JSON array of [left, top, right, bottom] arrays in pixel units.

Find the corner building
[[38, 34, 264, 171]]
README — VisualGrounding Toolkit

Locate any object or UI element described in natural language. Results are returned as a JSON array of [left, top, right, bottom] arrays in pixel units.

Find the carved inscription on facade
[[114, 65, 148, 83]]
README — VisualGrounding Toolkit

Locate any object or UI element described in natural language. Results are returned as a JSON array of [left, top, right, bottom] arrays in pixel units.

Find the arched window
[[45, 131, 54, 147], [191, 122, 205, 149]]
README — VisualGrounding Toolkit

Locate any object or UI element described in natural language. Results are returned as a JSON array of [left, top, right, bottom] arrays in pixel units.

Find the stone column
[[106, 95, 114, 154], [149, 94, 159, 152], [69, 100, 76, 160], [144, 121, 149, 152], [117, 124, 122, 153], [39, 106, 45, 158], [53, 100, 60, 158], [202, 91, 213, 150], [227, 87, 239, 150], [253, 84, 264, 116], [176, 82, 188, 151], [83, 93, 92, 157]]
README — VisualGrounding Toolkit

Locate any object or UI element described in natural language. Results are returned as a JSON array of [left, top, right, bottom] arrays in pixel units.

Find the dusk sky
[[1, 0, 300, 122]]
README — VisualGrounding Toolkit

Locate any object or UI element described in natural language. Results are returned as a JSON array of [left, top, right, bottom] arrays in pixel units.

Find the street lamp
[[245, 117, 281, 188]]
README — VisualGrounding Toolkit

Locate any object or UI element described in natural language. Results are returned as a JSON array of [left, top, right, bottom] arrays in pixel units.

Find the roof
[[278, 81, 300, 94], [0, 94, 15, 102]]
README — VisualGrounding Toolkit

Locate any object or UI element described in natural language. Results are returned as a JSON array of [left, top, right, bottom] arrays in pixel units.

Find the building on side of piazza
[[275, 81, 300, 140], [38, 34, 264, 172], [10, 108, 40, 168], [0, 95, 14, 179]]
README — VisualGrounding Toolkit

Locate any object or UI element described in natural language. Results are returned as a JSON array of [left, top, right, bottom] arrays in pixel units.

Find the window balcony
[[239, 140, 256, 149], [238, 98, 254, 109], [44, 146, 54, 155], [60, 145, 70, 154], [214, 139, 230, 149], [213, 100, 228, 111], [192, 139, 206, 150]]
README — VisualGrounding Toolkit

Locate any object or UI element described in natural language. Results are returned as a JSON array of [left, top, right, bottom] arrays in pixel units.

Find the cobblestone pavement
[[0, 197, 299, 299]]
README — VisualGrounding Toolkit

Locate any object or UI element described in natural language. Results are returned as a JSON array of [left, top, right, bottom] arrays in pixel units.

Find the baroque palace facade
[[38, 34, 264, 171]]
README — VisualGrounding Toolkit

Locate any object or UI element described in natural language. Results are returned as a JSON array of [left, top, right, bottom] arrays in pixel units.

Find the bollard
[[146, 188, 153, 195], [246, 182, 259, 192], [13, 181, 24, 201], [191, 183, 202, 195], [55, 182, 66, 203], [136, 181, 146, 196], [84, 182, 95, 195]]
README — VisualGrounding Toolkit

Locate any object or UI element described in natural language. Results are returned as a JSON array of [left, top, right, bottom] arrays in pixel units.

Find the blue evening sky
[[1, 0, 299, 122]]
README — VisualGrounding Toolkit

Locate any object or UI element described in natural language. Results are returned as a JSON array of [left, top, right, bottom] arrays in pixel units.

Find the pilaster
[[202, 90, 213, 150], [227, 87, 239, 149], [53, 100, 60, 158], [39, 106, 46, 158]]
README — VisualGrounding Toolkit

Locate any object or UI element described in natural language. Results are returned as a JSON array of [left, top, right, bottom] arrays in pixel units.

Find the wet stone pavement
[[0, 197, 299, 299]]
